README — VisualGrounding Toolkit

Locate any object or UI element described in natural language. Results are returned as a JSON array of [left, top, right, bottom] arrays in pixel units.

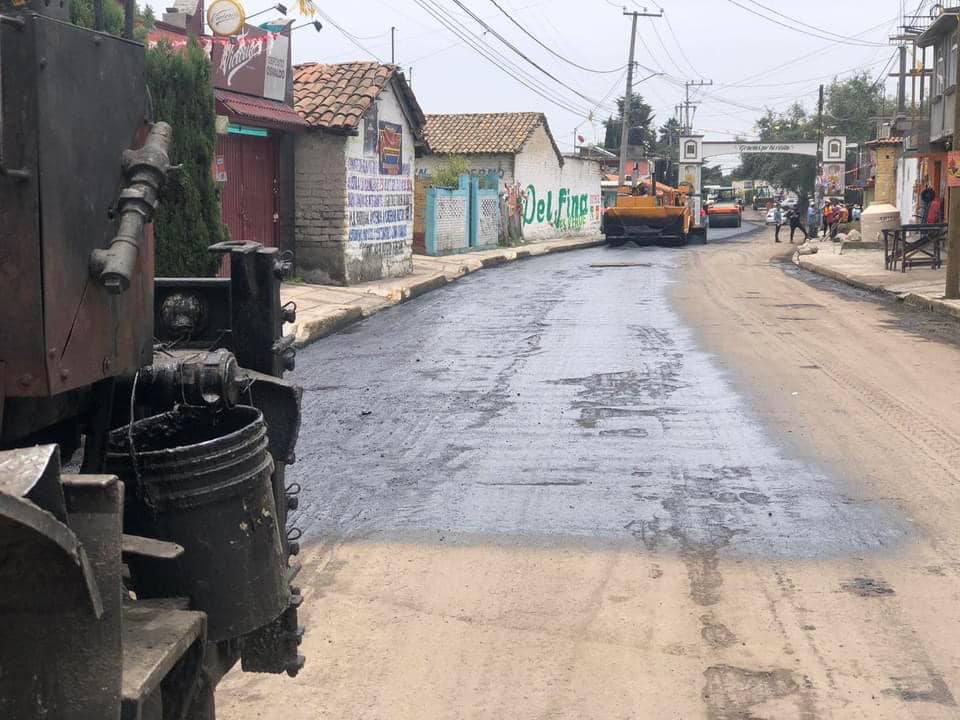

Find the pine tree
[[146, 40, 227, 277]]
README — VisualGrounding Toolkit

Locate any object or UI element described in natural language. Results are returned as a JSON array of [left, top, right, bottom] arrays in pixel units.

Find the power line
[[744, 0, 887, 47], [662, 11, 701, 78], [718, 16, 899, 89], [449, 0, 613, 109], [725, 0, 889, 48], [315, 9, 383, 61], [648, 17, 686, 76], [411, 0, 604, 118], [485, 0, 628, 74]]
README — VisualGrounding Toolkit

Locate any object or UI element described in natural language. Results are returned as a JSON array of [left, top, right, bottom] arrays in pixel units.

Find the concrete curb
[[293, 305, 365, 347], [288, 235, 603, 347], [795, 255, 960, 323], [795, 258, 885, 293], [901, 292, 960, 321]]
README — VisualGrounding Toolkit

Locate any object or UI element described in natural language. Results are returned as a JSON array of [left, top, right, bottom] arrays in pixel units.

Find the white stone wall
[[897, 156, 919, 225], [513, 125, 602, 240], [294, 131, 348, 284], [343, 82, 414, 282], [418, 153, 515, 185]]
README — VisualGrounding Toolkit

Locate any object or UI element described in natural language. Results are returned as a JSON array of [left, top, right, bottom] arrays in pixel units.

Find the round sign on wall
[[207, 0, 245, 36]]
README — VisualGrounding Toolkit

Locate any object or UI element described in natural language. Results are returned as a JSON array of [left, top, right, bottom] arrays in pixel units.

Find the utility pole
[[391, 26, 396, 64], [618, 8, 662, 187], [815, 84, 824, 212], [682, 79, 713, 134], [898, 43, 907, 117], [947, 37, 960, 298]]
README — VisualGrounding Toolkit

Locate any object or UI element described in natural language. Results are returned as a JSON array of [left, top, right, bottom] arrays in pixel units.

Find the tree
[[70, 0, 154, 40], [656, 117, 682, 160], [146, 40, 227, 277], [824, 72, 886, 147], [702, 164, 729, 187], [603, 94, 657, 155]]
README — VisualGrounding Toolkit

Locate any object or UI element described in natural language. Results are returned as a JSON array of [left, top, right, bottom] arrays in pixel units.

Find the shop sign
[[207, 0, 245, 37], [208, 26, 289, 102]]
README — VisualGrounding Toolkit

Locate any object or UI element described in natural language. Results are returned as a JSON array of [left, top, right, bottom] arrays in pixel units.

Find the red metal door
[[216, 133, 279, 247]]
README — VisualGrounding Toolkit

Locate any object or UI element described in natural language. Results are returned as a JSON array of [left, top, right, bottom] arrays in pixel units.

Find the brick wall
[[294, 131, 348, 284]]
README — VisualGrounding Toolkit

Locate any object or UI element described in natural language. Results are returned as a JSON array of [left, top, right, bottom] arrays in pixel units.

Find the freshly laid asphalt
[[289, 222, 903, 559]]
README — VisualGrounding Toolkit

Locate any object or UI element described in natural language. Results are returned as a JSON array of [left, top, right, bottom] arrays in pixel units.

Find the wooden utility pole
[[947, 34, 960, 298], [618, 8, 661, 187]]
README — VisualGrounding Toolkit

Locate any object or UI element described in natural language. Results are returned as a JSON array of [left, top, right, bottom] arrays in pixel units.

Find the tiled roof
[[423, 112, 563, 164], [293, 62, 424, 134], [216, 89, 310, 131], [865, 136, 904, 146]]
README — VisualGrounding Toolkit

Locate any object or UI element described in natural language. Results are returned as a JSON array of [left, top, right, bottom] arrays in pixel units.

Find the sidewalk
[[283, 235, 604, 346], [793, 239, 960, 320]]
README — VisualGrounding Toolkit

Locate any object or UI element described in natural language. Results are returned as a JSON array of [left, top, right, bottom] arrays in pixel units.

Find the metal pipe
[[124, 0, 134, 39], [90, 122, 173, 294]]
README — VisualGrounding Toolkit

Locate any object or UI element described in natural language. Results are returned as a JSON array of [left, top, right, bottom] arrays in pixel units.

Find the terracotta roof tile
[[293, 61, 424, 133], [423, 112, 563, 165]]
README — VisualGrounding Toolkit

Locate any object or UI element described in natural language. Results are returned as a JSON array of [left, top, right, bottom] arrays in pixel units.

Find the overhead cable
[[485, 0, 628, 74]]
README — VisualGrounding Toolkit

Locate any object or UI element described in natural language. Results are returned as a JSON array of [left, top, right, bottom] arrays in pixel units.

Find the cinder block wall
[[294, 131, 348, 284]]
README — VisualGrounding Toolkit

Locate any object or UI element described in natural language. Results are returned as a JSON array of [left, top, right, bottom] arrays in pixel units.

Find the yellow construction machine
[[601, 180, 706, 246]]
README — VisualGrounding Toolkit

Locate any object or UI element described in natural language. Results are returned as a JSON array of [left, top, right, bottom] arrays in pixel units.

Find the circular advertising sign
[[207, 0, 246, 37]]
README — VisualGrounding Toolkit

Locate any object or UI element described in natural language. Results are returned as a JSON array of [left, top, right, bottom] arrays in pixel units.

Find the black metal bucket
[[106, 405, 288, 641]]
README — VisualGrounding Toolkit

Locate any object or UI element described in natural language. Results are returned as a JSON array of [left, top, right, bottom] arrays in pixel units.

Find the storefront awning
[[215, 89, 310, 132]]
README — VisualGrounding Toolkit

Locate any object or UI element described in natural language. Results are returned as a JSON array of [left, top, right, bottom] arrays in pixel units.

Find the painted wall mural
[[378, 121, 403, 176], [522, 184, 596, 231], [346, 157, 413, 244]]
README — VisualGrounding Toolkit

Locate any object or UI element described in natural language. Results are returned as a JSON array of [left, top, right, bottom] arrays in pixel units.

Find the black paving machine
[[0, 0, 306, 716]]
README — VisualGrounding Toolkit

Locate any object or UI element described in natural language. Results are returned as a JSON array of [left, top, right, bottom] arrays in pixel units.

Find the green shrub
[[431, 156, 468, 189], [146, 40, 227, 277]]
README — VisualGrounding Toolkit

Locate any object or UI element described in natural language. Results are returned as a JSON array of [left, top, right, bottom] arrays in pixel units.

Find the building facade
[[419, 113, 603, 242], [293, 62, 424, 285], [150, 2, 307, 256]]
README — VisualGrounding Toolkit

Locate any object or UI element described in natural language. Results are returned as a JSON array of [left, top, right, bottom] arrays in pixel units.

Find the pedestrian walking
[[787, 208, 808, 243], [920, 185, 935, 223], [773, 204, 783, 243], [822, 203, 832, 237]]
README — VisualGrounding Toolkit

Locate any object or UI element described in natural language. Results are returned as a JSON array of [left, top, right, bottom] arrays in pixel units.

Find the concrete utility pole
[[947, 37, 960, 298], [682, 79, 713, 134], [815, 84, 824, 212], [618, 8, 662, 187]]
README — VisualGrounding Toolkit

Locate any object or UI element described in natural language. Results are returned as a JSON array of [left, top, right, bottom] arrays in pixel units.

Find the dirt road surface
[[221, 226, 960, 719]]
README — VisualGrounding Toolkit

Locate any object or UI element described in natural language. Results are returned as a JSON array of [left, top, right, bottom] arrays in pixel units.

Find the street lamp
[[246, 3, 288, 20], [290, 19, 322, 32]]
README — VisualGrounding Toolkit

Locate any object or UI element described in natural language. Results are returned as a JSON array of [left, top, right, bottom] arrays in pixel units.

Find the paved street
[[222, 224, 960, 719]]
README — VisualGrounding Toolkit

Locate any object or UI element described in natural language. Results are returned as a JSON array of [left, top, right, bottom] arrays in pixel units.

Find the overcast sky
[[154, 0, 933, 165]]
